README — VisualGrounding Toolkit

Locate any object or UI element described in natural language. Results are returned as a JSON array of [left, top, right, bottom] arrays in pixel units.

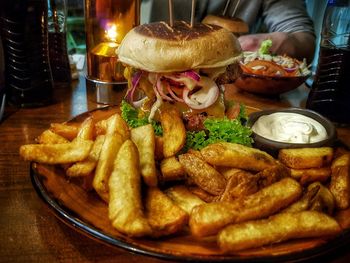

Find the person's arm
[[238, 31, 315, 62]]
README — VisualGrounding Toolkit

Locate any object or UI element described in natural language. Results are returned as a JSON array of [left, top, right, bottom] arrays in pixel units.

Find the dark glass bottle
[[306, 0, 350, 125], [0, 0, 54, 107], [47, 0, 71, 84]]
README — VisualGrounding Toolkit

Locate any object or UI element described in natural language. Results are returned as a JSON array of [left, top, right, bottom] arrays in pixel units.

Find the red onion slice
[[183, 76, 219, 110], [132, 97, 148, 108], [156, 78, 173, 102], [284, 67, 298, 73], [132, 71, 142, 87], [180, 70, 200, 81], [166, 84, 184, 102], [164, 70, 200, 90], [126, 71, 142, 106]]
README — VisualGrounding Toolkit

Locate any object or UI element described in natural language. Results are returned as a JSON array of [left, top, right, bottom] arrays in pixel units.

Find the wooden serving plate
[[30, 106, 350, 262]]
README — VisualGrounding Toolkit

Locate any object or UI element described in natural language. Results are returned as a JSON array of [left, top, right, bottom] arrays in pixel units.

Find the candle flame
[[105, 23, 118, 42]]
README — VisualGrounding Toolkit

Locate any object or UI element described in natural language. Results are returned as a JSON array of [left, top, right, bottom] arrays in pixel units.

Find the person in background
[[141, 0, 316, 62]]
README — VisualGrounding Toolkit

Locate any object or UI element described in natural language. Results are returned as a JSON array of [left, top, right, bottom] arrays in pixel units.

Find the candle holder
[[84, 0, 139, 104]]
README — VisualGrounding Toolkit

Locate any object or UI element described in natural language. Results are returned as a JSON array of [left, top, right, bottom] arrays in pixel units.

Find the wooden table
[[1, 75, 349, 262]]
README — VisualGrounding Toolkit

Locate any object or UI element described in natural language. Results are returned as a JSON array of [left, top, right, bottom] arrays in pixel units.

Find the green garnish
[[258, 39, 273, 55], [238, 103, 248, 124], [120, 100, 163, 136], [121, 100, 253, 152], [184, 116, 253, 151]]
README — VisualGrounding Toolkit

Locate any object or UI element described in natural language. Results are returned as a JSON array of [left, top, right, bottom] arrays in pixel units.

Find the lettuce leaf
[[184, 116, 253, 151], [258, 39, 272, 55], [120, 100, 163, 136], [121, 100, 253, 152]]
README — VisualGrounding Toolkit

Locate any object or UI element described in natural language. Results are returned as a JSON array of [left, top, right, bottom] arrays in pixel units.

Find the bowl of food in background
[[247, 108, 337, 156], [234, 40, 311, 95]]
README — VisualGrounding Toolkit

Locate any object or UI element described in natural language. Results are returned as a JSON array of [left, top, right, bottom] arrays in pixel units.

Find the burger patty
[[183, 102, 241, 131], [216, 63, 242, 85], [183, 113, 208, 131]]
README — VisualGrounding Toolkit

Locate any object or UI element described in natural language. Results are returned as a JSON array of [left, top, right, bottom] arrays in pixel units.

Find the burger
[[202, 15, 249, 37], [117, 21, 242, 130]]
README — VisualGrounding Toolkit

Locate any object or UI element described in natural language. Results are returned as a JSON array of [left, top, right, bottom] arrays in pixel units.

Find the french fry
[[37, 130, 69, 144], [93, 114, 129, 201], [188, 186, 216, 203], [217, 163, 290, 201], [108, 111, 128, 135], [189, 178, 302, 237], [308, 182, 335, 215], [66, 135, 105, 177], [108, 140, 152, 237], [179, 153, 226, 196], [200, 142, 277, 172], [278, 147, 334, 169], [154, 135, 164, 161], [97, 112, 130, 138], [95, 119, 108, 135], [187, 149, 204, 160], [93, 135, 124, 201], [282, 183, 319, 213], [329, 153, 350, 209], [218, 170, 259, 202], [290, 167, 331, 185], [65, 116, 97, 176], [165, 185, 205, 214], [160, 107, 186, 158], [49, 123, 79, 141], [218, 211, 341, 252], [160, 156, 186, 182], [216, 167, 242, 180], [20, 105, 349, 249], [108, 113, 130, 141], [75, 116, 95, 140], [19, 140, 93, 164], [130, 124, 157, 186], [255, 163, 290, 188], [217, 165, 289, 202], [145, 187, 188, 237], [283, 182, 335, 215]]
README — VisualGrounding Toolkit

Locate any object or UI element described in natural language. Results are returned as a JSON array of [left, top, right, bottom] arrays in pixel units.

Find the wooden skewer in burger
[[168, 0, 174, 27], [117, 1, 243, 130]]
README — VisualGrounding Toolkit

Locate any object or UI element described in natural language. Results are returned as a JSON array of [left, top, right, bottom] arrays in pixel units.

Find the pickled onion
[[126, 71, 143, 107], [156, 78, 173, 101], [166, 84, 184, 102], [183, 76, 219, 110], [181, 70, 200, 81], [164, 70, 200, 90]]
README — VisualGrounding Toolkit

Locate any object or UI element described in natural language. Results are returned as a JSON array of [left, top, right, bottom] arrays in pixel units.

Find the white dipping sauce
[[252, 112, 327, 143]]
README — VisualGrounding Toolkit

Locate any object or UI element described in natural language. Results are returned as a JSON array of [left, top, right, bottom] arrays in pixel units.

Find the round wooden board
[[30, 106, 350, 262]]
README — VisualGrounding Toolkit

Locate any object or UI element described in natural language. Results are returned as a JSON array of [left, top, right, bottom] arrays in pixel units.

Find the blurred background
[[0, 0, 329, 91]]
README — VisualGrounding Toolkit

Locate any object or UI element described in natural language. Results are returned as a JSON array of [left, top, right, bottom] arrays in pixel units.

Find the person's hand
[[238, 32, 293, 54], [238, 32, 315, 62], [238, 34, 266, 52]]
